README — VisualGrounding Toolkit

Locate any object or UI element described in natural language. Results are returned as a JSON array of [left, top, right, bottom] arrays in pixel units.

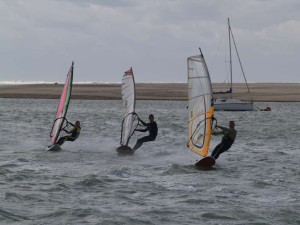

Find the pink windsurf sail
[[50, 62, 74, 144]]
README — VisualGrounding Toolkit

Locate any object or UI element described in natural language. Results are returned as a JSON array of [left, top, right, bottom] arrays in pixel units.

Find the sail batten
[[187, 52, 214, 157], [120, 67, 136, 146]]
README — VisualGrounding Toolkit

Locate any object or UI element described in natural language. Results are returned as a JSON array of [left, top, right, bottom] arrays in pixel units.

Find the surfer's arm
[[68, 122, 75, 127], [216, 125, 230, 132], [216, 125, 237, 140], [62, 128, 73, 134], [135, 127, 148, 132], [211, 130, 224, 135], [139, 119, 148, 127]]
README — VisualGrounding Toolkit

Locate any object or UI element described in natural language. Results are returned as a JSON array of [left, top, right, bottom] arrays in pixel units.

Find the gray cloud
[[0, 0, 299, 82]]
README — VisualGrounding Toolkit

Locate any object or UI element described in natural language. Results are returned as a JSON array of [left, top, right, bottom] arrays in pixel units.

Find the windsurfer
[[211, 121, 237, 159], [133, 114, 158, 151], [56, 121, 81, 146]]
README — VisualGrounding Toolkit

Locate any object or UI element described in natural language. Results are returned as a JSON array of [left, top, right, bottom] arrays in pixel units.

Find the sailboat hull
[[214, 98, 255, 111]]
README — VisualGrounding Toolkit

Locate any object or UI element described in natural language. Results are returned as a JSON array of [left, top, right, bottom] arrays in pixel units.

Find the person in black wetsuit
[[133, 114, 158, 151], [56, 121, 81, 146], [211, 121, 237, 160]]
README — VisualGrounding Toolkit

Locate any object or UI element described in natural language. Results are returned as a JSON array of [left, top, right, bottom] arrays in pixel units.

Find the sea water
[[0, 98, 299, 225]]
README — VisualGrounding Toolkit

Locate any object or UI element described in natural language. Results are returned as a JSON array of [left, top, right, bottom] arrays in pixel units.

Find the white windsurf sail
[[187, 49, 214, 157], [50, 62, 74, 145], [120, 67, 137, 146]]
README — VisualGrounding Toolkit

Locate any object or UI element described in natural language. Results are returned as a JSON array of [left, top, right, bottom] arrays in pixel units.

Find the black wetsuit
[[211, 126, 237, 159], [133, 120, 158, 151], [56, 126, 81, 146]]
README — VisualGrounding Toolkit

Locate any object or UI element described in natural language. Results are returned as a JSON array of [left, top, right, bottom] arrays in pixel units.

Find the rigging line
[[65, 120, 76, 131], [188, 92, 211, 101], [206, 116, 218, 130], [188, 112, 205, 123], [188, 102, 206, 125], [230, 29, 254, 104], [188, 115, 212, 147], [188, 76, 208, 79], [120, 112, 139, 146], [133, 112, 147, 128], [50, 116, 67, 137], [121, 84, 132, 90], [61, 118, 70, 130], [128, 113, 140, 143]]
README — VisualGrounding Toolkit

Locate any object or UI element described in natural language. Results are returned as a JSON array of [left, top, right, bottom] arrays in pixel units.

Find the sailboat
[[46, 62, 74, 151], [187, 49, 215, 167], [116, 67, 139, 155], [214, 18, 256, 111]]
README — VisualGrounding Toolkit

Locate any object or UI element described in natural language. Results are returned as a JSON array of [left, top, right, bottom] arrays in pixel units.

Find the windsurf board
[[45, 144, 62, 151], [195, 156, 215, 168], [116, 145, 134, 155]]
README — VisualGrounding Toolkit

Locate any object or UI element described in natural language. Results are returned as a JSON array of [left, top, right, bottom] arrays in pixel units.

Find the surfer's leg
[[133, 136, 151, 151], [56, 137, 67, 146], [66, 137, 76, 142], [211, 143, 223, 159], [133, 140, 143, 151], [56, 136, 74, 146], [212, 142, 231, 159]]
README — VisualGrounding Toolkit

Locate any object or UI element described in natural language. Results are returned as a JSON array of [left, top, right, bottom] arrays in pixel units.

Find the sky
[[0, 0, 299, 83]]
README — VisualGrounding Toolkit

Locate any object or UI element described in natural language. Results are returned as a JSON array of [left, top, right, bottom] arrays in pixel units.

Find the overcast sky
[[0, 0, 299, 83]]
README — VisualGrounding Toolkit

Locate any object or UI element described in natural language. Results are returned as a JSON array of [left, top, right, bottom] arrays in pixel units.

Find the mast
[[228, 18, 233, 98], [230, 26, 255, 105]]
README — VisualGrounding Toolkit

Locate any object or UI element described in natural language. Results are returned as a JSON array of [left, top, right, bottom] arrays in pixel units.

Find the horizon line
[[0, 81, 299, 85]]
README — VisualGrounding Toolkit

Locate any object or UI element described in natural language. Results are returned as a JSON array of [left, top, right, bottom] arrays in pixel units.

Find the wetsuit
[[211, 125, 237, 159], [133, 120, 158, 151], [56, 126, 81, 146]]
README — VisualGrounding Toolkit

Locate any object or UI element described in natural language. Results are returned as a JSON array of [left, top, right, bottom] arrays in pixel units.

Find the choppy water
[[0, 98, 299, 225]]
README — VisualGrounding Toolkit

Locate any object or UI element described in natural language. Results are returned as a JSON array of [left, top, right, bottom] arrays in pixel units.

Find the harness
[[222, 134, 234, 146], [71, 127, 81, 139]]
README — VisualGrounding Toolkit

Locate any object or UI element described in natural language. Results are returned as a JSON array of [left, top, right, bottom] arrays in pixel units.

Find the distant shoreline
[[0, 83, 299, 102]]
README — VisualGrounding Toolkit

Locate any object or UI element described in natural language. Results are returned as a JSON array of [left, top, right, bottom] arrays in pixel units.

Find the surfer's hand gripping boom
[[211, 116, 218, 130]]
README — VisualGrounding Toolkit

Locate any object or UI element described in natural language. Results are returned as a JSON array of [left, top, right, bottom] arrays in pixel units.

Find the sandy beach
[[0, 83, 299, 102]]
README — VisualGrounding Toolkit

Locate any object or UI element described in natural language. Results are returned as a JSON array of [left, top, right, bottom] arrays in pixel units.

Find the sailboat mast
[[230, 27, 255, 105], [228, 18, 233, 98]]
